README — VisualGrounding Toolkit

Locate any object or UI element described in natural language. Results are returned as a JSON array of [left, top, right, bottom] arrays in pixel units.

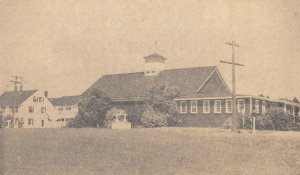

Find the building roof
[[0, 90, 38, 106], [83, 66, 221, 100], [49, 95, 82, 106], [143, 53, 167, 60]]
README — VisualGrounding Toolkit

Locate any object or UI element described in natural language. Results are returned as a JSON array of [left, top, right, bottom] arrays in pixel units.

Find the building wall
[[198, 72, 231, 97], [19, 91, 57, 128]]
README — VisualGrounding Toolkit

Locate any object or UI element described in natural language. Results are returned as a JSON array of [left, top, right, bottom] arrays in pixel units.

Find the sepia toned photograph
[[0, 0, 299, 174]]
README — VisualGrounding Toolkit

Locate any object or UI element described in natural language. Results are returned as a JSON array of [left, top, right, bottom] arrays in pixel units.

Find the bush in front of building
[[0, 114, 4, 128], [71, 88, 112, 128], [141, 84, 182, 128], [141, 105, 169, 128], [256, 107, 293, 131]]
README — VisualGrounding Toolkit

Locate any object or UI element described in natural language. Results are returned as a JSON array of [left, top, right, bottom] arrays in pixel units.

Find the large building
[[0, 88, 61, 128], [83, 53, 300, 127]]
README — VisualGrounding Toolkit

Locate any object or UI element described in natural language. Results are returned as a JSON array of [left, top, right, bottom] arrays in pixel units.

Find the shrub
[[256, 107, 293, 131], [141, 106, 169, 128], [0, 114, 4, 128], [71, 88, 111, 128]]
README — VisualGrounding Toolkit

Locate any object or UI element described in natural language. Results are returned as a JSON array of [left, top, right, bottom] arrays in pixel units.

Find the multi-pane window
[[237, 99, 245, 113], [190, 101, 197, 113], [214, 100, 221, 113], [58, 108, 63, 111], [226, 100, 232, 113], [28, 119, 34, 125], [33, 96, 37, 102], [1, 107, 5, 113], [66, 107, 72, 111], [254, 100, 259, 113], [262, 101, 266, 113], [29, 106, 34, 113], [180, 101, 187, 114], [41, 107, 46, 114], [39, 97, 44, 102], [203, 100, 210, 114]]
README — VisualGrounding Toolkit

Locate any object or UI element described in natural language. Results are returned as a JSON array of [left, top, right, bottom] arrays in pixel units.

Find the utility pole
[[10, 76, 23, 91], [10, 76, 23, 128], [220, 41, 244, 131]]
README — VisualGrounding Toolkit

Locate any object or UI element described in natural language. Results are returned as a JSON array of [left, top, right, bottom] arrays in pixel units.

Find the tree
[[71, 88, 111, 128], [141, 84, 182, 127], [0, 113, 4, 128], [257, 106, 293, 131], [293, 97, 299, 103]]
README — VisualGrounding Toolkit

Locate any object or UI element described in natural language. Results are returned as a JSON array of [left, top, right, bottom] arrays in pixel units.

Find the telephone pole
[[10, 76, 23, 91], [10, 76, 23, 128], [220, 41, 244, 131]]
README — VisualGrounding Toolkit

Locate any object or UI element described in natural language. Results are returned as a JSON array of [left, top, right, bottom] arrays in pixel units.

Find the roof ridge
[[102, 66, 217, 77]]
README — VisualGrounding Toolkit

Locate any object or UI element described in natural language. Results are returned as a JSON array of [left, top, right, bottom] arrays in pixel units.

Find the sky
[[0, 0, 299, 99]]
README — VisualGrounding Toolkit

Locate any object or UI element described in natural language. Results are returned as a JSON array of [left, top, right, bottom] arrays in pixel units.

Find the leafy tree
[[259, 94, 264, 97], [293, 97, 299, 103], [141, 105, 169, 128], [71, 88, 111, 128], [256, 106, 293, 131], [141, 84, 182, 127], [0, 113, 4, 128]]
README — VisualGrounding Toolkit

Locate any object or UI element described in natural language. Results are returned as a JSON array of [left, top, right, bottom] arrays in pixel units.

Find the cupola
[[143, 53, 167, 76]]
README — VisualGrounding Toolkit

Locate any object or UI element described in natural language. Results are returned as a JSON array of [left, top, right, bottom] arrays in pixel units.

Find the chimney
[[20, 85, 23, 91], [44, 91, 48, 98]]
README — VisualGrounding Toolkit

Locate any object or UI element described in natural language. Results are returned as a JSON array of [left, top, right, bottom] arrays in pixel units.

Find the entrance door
[[41, 120, 44, 127]]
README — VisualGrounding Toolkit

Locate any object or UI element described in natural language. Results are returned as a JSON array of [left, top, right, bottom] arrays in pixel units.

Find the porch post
[[249, 97, 252, 114], [293, 106, 295, 123]]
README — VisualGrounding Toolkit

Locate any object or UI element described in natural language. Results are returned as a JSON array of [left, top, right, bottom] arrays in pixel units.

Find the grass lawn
[[1, 128, 300, 175]]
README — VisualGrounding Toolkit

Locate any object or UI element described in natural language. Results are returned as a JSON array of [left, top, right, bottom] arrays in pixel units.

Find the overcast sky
[[0, 0, 299, 99]]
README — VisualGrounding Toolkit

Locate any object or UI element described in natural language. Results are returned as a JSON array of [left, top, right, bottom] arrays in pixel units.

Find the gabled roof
[[83, 66, 226, 100], [49, 95, 82, 106], [0, 90, 38, 106]]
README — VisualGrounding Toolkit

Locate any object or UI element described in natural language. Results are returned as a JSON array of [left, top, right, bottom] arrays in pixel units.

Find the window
[[262, 101, 266, 113], [39, 97, 44, 102], [1, 107, 5, 113], [33, 96, 37, 102], [226, 100, 232, 113], [180, 101, 187, 114], [203, 100, 210, 114], [190, 101, 197, 113], [28, 119, 34, 126], [58, 108, 63, 111], [10, 107, 18, 113], [254, 100, 259, 113], [237, 99, 245, 113], [214, 100, 221, 113], [29, 106, 34, 113], [41, 107, 46, 114], [66, 107, 71, 111]]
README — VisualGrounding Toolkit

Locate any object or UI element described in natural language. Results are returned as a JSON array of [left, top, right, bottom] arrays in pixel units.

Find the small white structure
[[108, 108, 131, 129]]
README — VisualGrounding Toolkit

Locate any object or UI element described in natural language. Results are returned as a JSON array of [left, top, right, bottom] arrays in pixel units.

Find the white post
[[252, 116, 256, 133], [284, 103, 287, 113], [242, 108, 245, 130], [293, 106, 295, 123], [249, 97, 252, 114]]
